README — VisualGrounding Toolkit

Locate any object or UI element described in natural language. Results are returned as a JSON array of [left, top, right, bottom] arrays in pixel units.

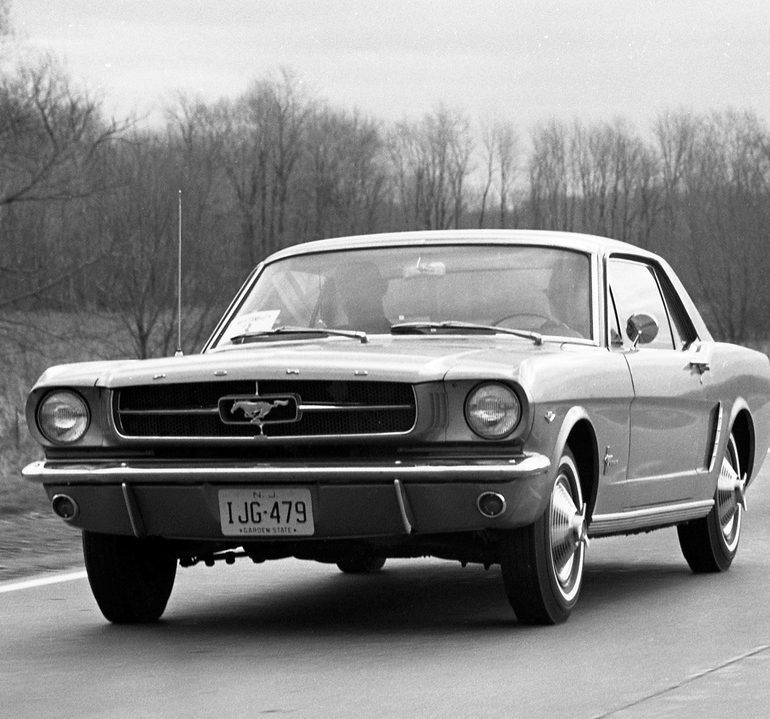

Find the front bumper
[[23, 454, 552, 539]]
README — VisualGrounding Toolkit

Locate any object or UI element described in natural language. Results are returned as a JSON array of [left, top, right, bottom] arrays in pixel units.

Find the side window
[[657, 271, 698, 349], [607, 258, 674, 349]]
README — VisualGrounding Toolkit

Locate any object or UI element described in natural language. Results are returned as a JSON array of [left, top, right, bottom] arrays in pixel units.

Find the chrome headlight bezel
[[36, 390, 91, 445], [464, 382, 522, 440]]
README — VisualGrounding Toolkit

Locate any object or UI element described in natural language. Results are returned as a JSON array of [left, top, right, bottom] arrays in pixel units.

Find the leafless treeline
[[2, 62, 770, 356]]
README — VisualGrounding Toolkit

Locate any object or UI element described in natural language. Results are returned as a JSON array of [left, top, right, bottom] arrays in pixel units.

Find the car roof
[[264, 229, 658, 263]]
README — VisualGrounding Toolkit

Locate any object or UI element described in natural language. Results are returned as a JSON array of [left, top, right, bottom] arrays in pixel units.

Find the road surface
[[3, 463, 770, 718]]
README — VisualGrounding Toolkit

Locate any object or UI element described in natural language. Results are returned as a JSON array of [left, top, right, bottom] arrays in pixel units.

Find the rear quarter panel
[[710, 343, 770, 484]]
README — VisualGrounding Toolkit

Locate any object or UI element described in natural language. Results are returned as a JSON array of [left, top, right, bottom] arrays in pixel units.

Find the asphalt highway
[[3, 461, 770, 718]]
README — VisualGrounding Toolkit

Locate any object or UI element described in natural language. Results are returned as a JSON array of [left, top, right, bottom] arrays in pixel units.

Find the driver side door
[[608, 256, 714, 508]]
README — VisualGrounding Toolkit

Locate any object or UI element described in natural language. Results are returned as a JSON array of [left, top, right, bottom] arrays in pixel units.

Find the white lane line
[[594, 645, 770, 718], [0, 570, 87, 594]]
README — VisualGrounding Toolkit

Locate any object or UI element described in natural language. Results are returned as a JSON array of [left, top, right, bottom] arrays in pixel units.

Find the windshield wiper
[[230, 326, 369, 345], [390, 321, 542, 345]]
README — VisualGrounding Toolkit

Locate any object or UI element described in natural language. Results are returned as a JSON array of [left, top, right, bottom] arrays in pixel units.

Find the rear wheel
[[678, 432, 745, 572], [82, 531, 177, 623], [500, 450, 587, 625], [336, 556, 386, 574]]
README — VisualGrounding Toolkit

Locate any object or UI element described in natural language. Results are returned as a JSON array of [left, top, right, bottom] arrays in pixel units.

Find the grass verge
[[0, 512, 83, 581]]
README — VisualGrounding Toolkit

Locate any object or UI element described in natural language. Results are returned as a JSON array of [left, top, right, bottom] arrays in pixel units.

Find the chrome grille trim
[[113, 380, 418, 439], [117, 404, 415, 415], [298, 404, 415, 412], [118, 408, 220, 416]]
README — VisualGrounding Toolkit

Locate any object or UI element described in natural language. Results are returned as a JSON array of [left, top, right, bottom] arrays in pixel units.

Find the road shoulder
[[0, 512, 82, 581]]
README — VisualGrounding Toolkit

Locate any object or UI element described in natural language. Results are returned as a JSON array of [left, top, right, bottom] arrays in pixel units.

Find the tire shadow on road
[[80, 546, 741, 639]]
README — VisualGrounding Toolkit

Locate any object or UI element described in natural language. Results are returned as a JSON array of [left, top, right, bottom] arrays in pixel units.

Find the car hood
[[33, 336, 596, 389]]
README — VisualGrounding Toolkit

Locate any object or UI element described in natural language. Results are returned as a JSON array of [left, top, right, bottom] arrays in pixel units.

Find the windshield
[[214, 245, 592, 345]]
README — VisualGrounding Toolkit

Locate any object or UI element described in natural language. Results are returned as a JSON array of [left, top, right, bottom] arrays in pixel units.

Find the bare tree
[[0, 56, 126, 207], [304, 106, 388, 238], [387, 106, 474, 230], [216, 69, 310, 265], [571, 118, 656, 242], [90, 135, 180, 358], [478, 119, 518, 228], [653, 110, 700, 246], [0, 55, 128, 323], [3, 54, 770, 347], [528, 119, 576, 230], [672, 111, 770, 341], [165, 96, 238, 346]]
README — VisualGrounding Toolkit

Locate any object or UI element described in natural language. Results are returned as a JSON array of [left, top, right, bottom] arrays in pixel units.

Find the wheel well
[[565, 420, 599, 521], [730, 409, 755, 481]]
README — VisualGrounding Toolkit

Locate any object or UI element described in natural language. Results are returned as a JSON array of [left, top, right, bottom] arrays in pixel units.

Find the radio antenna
[[174, 189, 183, 357]]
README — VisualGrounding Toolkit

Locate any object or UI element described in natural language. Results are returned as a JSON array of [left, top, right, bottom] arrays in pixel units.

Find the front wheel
[[678, 432, 745, 572], [82, 531, 177, 623], [500, 450, 587, 625]]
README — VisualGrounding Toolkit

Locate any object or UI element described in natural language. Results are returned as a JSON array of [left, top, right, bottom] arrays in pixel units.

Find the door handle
[[687, 344, 711, 373], [689, 358, 710, 373]]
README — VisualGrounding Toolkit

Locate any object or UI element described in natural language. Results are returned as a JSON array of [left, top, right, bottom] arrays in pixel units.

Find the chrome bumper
[[23, 453, 550, 483], [23, 453, 552, 539]]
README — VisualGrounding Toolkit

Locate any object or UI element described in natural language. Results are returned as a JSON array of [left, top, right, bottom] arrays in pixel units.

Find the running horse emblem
[[231, 399, 290, 434]]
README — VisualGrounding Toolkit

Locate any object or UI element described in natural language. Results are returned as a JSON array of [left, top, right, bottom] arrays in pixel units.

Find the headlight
[[465, 383, 521, 439], [37, 391, 90, 444]]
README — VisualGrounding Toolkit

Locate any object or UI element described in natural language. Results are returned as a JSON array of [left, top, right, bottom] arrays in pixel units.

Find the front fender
[[552, 406, 593, 467], [554, 407, 600, 518], [525, 403, 601, 519]]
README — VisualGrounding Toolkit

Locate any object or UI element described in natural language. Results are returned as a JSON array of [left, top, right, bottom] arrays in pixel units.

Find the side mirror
[[626, 313, 659, 348]]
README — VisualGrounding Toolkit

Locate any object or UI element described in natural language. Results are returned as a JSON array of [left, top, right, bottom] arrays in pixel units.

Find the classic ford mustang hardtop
[[23, 230, 770, 624]]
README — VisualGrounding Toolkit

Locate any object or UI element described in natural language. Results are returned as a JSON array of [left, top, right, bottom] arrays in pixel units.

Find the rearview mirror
[[626, 313, 659, 347], [402, 260, 446, 279]]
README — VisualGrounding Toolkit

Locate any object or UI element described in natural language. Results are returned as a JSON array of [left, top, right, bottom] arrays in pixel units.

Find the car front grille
[[114, 380, 417, 439]]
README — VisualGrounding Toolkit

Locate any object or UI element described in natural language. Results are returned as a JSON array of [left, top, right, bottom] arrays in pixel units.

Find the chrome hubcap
[[549, 469, 586, 598], [716, 437, 743, 552]]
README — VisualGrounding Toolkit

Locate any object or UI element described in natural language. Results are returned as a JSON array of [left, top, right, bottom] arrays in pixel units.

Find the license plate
[[218, 488, 314, 537]]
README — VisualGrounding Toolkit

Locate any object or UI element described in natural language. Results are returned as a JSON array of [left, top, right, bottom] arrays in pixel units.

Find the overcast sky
[[9, 0, 770, 131]]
